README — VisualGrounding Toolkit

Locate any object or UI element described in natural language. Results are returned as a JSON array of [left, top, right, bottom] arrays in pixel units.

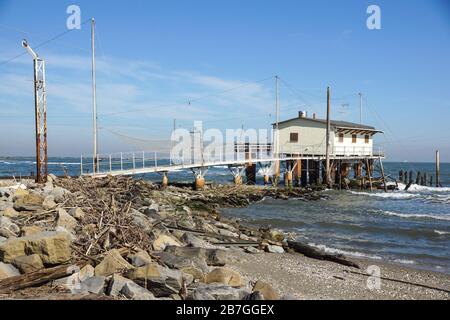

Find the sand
[[227, 249, 450, 300]]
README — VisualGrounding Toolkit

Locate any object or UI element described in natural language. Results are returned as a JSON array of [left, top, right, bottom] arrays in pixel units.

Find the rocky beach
[[0, 176, 448, 300]]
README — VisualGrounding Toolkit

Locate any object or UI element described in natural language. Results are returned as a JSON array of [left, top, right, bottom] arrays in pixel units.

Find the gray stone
[[188, 283, 249, 300], [107, 273, 133, 296], [128, 250, 152, 267], [0, 262, 20, 280], [0, 236, 6, 244], [243, 291, 265, 300], [68, 208, 85, 220], [13, 193, 44, 212], [80, 276, 107, 295], [130, 209, 155, 232], [0, 216, 20, 238], [120, 281, 156, 300], [158, 251, 209, 281], [218, 228, 239, 238], [181, 233, 212, 248], [56, 208, 78, 232], [245, 247, 262, 254], [48, 186, 70, 202], [42, 196, 57, 210], [266, 245, 285, 254], [165, 246, 228, 266], [125, 263, 183, 297]]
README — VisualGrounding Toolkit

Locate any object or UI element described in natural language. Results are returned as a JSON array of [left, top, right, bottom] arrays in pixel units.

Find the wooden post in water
[[430, 175, 433, 187], [365, 159, 373, 190], [379, 157, 388, 192], [399, 170, 404, 183], [436, 150, 441, 187], [416, 171, 421, 185], [409, 171, 413, 184]]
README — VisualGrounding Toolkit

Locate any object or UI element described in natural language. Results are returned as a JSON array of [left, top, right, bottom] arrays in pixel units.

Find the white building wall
[[333, 133, 373, 156]]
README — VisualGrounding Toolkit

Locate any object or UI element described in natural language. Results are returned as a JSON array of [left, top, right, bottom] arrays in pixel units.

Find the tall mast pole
[[91, 18, 98, 174], [326, 86, 331, 187], [359, 92, 363, 124], [275, 75, 280, 156]]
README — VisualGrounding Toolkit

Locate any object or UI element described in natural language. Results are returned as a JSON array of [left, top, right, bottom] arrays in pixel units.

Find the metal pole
[[143, 151, 145, 169], [326, 86, 332, 187], [91, 18, 98, 173]]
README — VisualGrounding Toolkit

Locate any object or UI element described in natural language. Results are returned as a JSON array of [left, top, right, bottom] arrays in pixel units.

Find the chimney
[[299, 111, 307, 118]]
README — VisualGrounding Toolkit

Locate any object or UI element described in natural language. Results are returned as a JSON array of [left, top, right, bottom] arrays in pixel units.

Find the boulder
[[68, 208, 85, 220], [218, 229, 239, 238], [48, 186, 70, 202], [264, 230, 285, 242], [94, 249, 134, 277], [253, 280, 279, 300], [56, 208, 78, 232], [25, 231, 72, 265], [266, 245, 285, 254], [205, 268, 243, 287], [181, 233, 212, 248], [1, 207, 19, 218], [158, 251, 209, 280], [152, 234, 182, 251], [130, 209, 154, 232], [165, 246, 228, 266], [245, 247, 262, 254], [0, 216, 20, 238], [128, 250, 152, 267], [13, 188, 29, 198], [42, 196, 57, 210], [21, 226, 44, 237], [243, 291, 265, 300], [125, 263, 183, 297], [188, 283, 249, 300], [13, 193, 44, 212], [107, 273, 134, 296], [13, 254, 44, 274], [121, 281, 156, 300], [80, 276, 107, 295], [0, 237, 27, 263], [0, 262, 20, 280], [79, 264, 95, 282], [143, 203, 159, 216]]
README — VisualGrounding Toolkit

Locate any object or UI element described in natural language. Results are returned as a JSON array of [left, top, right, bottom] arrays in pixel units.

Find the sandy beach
[[227, 249, 450, 300]]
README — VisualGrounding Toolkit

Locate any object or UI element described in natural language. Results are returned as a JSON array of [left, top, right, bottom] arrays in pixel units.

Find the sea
[[1, 157, 449, 274]]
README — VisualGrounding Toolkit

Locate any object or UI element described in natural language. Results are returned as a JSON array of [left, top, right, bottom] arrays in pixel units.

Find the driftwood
[[287, 241, 360, 269], [0, 264, 76, 294]]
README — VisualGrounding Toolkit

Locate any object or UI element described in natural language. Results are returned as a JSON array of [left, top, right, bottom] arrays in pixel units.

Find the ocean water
[[1, 157, 449, 274]]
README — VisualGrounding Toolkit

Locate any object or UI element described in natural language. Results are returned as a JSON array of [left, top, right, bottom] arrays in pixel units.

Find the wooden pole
[[325, 86, 332, 187], [366, 159, 373, 190], [436, 150, 441, 187], [379, 157, 388, 192]]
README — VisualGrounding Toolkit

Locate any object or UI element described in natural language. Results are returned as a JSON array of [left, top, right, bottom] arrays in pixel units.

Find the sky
[[0, 0, 449, 161]]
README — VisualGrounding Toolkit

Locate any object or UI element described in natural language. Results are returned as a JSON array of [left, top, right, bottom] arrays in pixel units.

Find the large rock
[[42, 196, 57, 210], [56, 208, 78, 232], [125, 263, 183, 297], [94, 249, 133, 277], [264, 229, 285, 242], [266, 245, 285, 254], [152, 234, 182, 251], [25, 231, 72, 265], [0, 231, 71, 264], [187, 283, 249, 300], [165, 246, 228, 266], [68, 208, 85, 221], [0, 262, 20, 280], [158, 251, 209, 281], [13, 254, 44, 274], [13, 193, 44, 212], [1, 207, 19, 218], [0, 216, 20, 238], [21, 226, 43, 237], [181, 233, 212, 248], [205, 268, 243, 287], [80, 276, 107, 295], [253, 280, 279, 300], [128, 250, 152, 267], [107, 273, 134, 296], [47, 186, 70, 202], [120, 281, 156, 300]]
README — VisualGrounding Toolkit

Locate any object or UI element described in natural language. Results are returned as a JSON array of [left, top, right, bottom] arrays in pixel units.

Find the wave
[[434, 230, 450, 235], [307, 243, 383, 260], [349, 191, 419, 199], [397, 183, 450, 193], [378, 210, 450, 222]]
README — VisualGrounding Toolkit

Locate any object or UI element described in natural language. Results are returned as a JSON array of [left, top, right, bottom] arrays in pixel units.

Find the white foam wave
[[434, 230, 450, 235], [380, 211, 450, 222], [349, 191, 419, 199], [393, 259, 416, 265], [308, 243, 382, 260]]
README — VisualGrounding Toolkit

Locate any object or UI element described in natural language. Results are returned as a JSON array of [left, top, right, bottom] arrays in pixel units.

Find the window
[[365, 135, 370, 144], [290, 132, 299, 143], [352, 134, 357, 143], [339, 133, 344, 143]]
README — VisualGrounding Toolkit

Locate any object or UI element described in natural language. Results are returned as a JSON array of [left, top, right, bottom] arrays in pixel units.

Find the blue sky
[[0, 0, 449, 161]]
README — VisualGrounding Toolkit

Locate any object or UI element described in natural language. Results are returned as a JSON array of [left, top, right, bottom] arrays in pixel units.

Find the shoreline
[[0, 176, 449, 300]]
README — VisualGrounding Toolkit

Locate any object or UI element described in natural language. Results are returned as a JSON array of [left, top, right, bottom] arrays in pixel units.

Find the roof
[[273, 117, 381, 132]]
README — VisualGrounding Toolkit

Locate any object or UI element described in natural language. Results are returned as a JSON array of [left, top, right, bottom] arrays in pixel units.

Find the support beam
[[436, 150, 441, 188], [325, 86, 332, 187]]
